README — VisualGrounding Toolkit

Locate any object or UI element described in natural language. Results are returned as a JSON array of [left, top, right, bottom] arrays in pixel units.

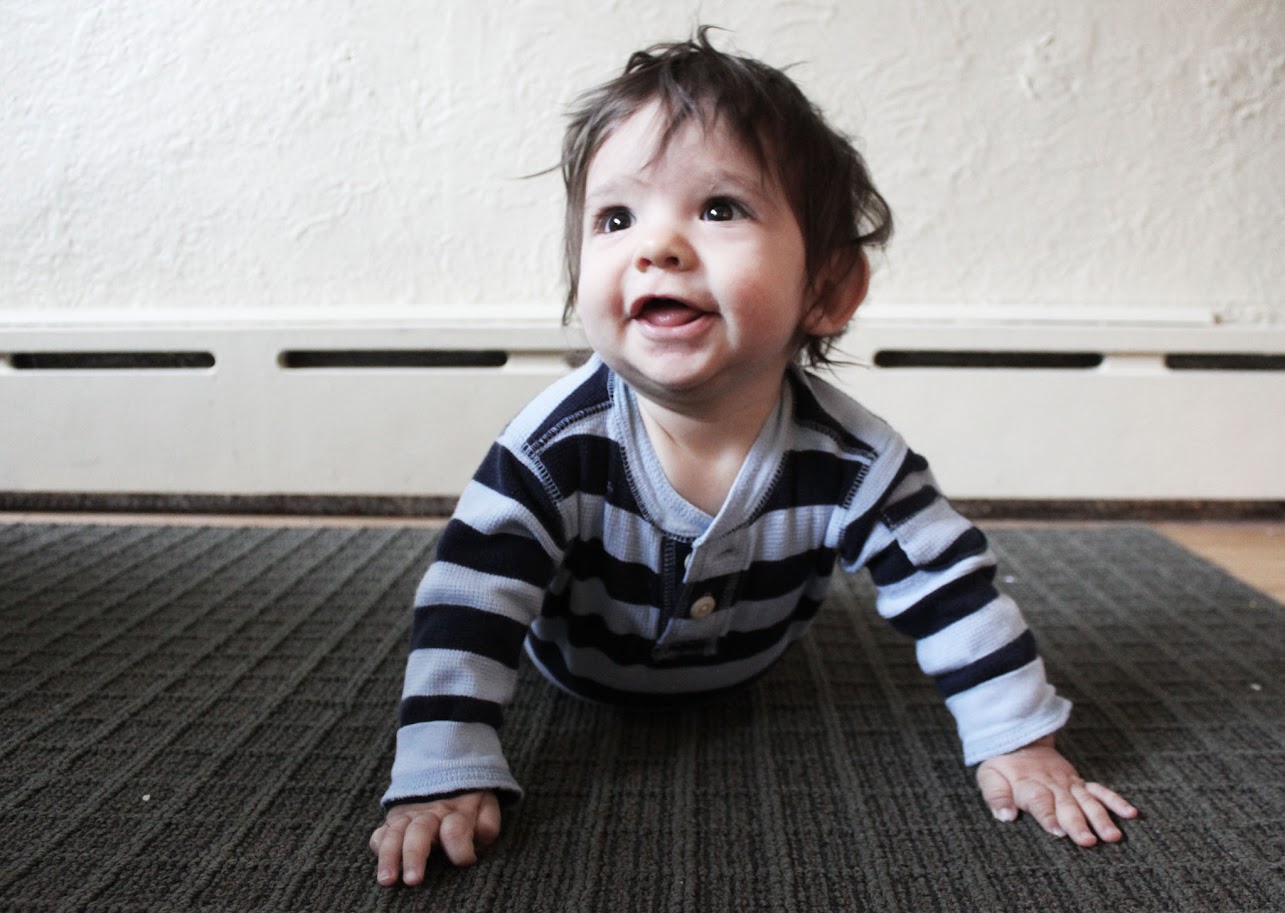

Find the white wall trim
[[3, 309, 1283, 500]]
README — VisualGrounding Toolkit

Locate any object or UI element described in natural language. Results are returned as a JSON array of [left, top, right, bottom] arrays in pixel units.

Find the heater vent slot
[[1164, 353, 1285, 372], [279, 349, 509, 369], [873, 350, 1104, 370], [7, 351, 216, 370]]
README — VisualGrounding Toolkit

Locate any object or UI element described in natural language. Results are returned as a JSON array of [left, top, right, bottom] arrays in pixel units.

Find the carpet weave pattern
[[1, 523, 1281, 912]]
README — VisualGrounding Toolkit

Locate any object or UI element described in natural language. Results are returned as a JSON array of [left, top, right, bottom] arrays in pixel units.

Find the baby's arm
[[376, 439, 568, 882], [976, 734, 1137, 846], [371, 791, 502, 885]]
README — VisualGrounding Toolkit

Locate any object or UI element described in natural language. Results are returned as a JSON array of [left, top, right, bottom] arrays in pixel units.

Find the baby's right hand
[[369, 790, 502, 886]]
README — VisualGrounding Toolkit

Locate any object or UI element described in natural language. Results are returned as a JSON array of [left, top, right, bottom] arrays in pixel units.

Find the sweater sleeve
[[381, 441, 565, 807], [838, 448, 1071, 765]]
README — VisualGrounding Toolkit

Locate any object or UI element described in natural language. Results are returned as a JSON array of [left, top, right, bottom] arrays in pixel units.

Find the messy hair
[[560, 26, 893, 367]]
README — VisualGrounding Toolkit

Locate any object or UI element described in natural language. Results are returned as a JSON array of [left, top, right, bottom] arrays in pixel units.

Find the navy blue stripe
[[472, 443, 565, 548], [740, 547, 836, 600], [934, 631, 1038, 698], [707, 595, 822, 661], [882, 484, 939, 528], [887, 449, 930, 492], [409, 604, 528, 668], [434, 519, 555, 590], [788, 371, 878, 457], [563, 537, 663, 607], [540, 594, 822, 669], [542, 434, 611, 499], [560, 537, 835, 609], [524, 360, 612, 450], [541, 435, 642, 516], [756, 449, 871, 516], [544, 609, 655, 666], [887, 567, 999, 639], [867, 541, 915, 586], [527, 635, 785, 709], [399, 694, 504, 729], [933, 527, 989, 570], [868, 527, 990, 587], [839, 507, 880, 566]]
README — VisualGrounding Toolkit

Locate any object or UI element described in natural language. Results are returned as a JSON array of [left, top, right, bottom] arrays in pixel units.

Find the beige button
[[690, 595, 717, 619]]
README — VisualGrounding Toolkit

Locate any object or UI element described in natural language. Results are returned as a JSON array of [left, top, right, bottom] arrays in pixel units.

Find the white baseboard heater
[[2, 307, 1283, 506]]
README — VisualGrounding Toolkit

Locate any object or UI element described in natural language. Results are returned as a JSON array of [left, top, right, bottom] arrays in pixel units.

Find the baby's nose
[[635, 229, 696, 271]]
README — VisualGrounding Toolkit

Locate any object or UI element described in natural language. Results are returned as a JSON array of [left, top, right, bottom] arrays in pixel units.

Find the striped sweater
[[382, 357, 1070, 806]]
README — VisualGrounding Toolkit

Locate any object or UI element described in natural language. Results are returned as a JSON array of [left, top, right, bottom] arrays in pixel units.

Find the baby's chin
[[617, 362, 768, 421], [599, 355, 707, 402]]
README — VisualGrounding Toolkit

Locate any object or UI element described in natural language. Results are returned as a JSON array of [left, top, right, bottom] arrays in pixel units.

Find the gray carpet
[[0, 523, 1281, 912]]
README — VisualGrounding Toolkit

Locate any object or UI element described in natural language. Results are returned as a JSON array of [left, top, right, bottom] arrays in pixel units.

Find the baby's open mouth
[[636, 297, 706, 327]]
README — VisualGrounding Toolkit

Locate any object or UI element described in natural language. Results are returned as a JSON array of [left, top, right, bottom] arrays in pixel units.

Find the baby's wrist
[[1016, 733, 1057, 752]]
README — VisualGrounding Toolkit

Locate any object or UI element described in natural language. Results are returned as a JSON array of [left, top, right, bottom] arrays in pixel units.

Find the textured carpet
[[0, 523, 1281, 913]]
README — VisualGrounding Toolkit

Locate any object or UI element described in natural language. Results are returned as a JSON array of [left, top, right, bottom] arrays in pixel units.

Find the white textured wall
[[2, 0, 1282, 321]]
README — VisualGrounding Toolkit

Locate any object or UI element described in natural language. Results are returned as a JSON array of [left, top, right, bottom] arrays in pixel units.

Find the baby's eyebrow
[[583, 173, 646, 204], [582, 166, 781, 212], [699, 168, 783, 211], [703, 168, 768, 196]]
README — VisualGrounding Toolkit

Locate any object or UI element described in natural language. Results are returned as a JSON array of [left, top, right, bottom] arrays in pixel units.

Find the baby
[[371, 27, 1137, 887]]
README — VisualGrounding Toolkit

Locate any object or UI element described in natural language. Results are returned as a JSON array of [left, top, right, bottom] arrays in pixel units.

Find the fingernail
[[378, 869, 391, 883], [1051, 827, 1067, 838], [992, 808, 1017, 823]]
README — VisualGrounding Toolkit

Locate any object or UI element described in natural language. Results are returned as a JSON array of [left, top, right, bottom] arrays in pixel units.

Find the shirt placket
[[651, 530, 743, 660]]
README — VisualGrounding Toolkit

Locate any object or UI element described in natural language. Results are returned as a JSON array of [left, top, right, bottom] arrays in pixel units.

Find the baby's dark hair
[[560, 26, 893, 367]]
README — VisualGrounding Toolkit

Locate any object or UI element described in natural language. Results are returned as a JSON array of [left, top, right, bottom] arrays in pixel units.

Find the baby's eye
[[595, 208, 633, 233], [701, 198, 746, 222]]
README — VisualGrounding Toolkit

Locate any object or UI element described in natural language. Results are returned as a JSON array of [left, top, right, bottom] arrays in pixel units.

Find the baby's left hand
[[976, 734, 1138, 847]]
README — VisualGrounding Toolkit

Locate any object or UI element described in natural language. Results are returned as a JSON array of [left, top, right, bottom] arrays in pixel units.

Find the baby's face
[[575, 102, 815, 410]]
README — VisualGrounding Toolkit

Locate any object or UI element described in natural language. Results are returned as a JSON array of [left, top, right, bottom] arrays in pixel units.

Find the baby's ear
[[802, 251, 870, 337]]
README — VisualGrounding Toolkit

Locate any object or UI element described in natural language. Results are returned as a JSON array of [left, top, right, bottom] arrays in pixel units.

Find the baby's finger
[[1085, 782, 1138, 819], [438, 810, 479, 867], [375, 819, 410, 886], [1055, 787, 1097, 847], [369, 825, 385, 856], [475, 793, 503, 847], [400, 813, 441, 885], [1021, 787, 1066, 838], [1072, 785, 1124, 844], [976, 765, 1018, 822]]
